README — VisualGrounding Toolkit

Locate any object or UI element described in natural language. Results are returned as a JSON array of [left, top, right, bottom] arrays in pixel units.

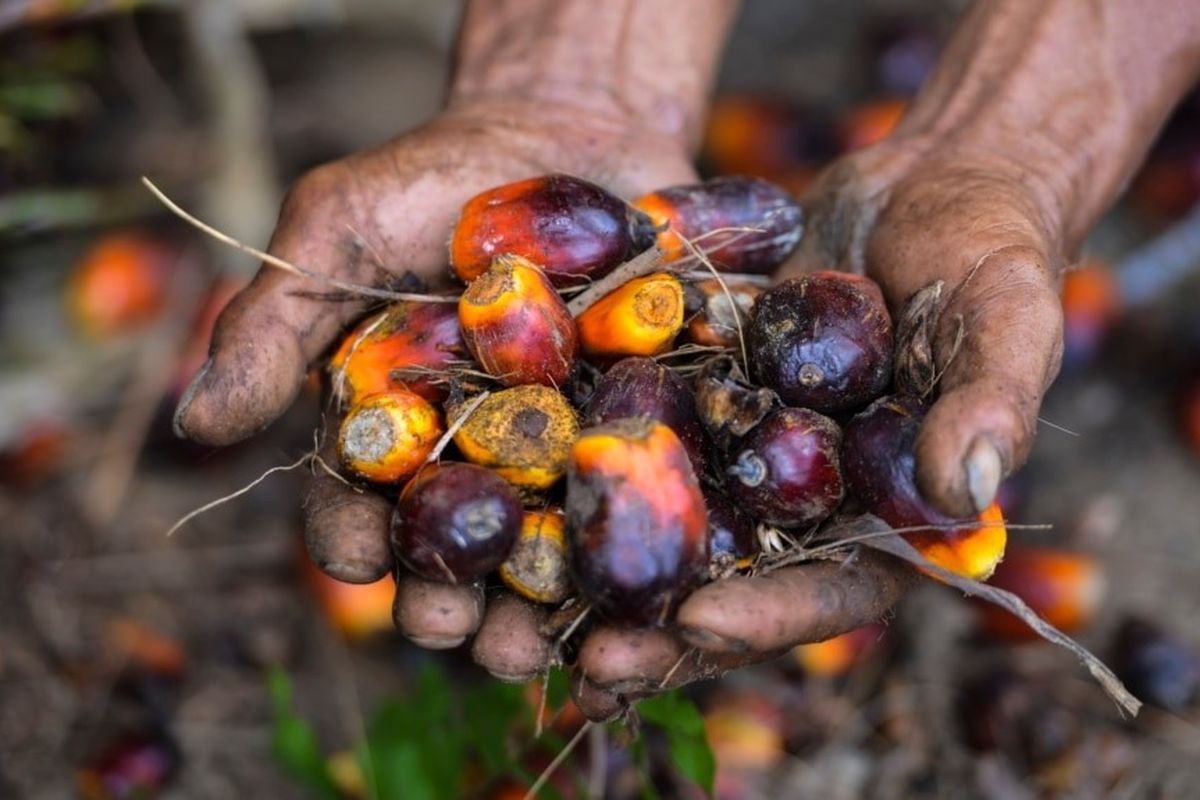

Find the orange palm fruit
[[974, 546, 1104, 641], [566, 419, 709, 625], [633, 176, 804, 274], [793, 623, 887, 678], [450, 174, 655, 286], [577, 272, 684, 359], [302, 557, 396, 640], [452, 386, 579, 493], [843, 396, 1007, 580], [337, 390, 443, 484], [838, 98, 907, 151], [65, 231, 175, 338], [684, 278, 761, 347], [498, 510, 572, 604], [458, 254, 577, 387], [1060, 261, 1120, 370], [1182, 378, 1200, 457], [329, 301, 464, 405]]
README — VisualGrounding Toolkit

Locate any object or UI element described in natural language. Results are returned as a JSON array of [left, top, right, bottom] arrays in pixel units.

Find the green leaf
[[637, 691, 715, 798], [463, 681, 524, 776], [545, 666, 571, 709], [266, 667, 339, 800]]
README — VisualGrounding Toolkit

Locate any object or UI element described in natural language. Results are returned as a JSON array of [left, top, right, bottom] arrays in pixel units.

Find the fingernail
[[964, 437, 1002, 513], [679, 626, 747, 653], [320, 559, 388, 584], [489, 670, 538, 684], [172, 357, 212, 439]]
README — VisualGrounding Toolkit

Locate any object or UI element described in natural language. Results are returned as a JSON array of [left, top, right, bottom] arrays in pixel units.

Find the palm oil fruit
[[725, 408, 844, 527], [450, 174, 655, 286], [705, 488, 759, 571], [451, 386, 579, 493], [694, 355, 780, 452], [577, 273, 684, 359], [337, 391, 443, 484], [749, 271, 893, 414], [499, 510, 572, 604], [66, 231, 175, 338], [975, 546, 1104, 641], [684, 278, 761, 348], [458, 254, 577, 387], [633, 176, 804, 274], [842, 396, 1007, 579], [566, 419, 709, 625], [583, 357, 708, 472], [391, 463, 523, 583], [330, 301, 464, 404]]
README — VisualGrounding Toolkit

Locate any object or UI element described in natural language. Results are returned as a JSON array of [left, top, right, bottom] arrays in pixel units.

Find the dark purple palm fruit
[[704, 488, 759, 575], [725, 407, 845, 527], [391, 463, 523, 583], [749, 271, 893, 414], [583, 357, 709, 473]]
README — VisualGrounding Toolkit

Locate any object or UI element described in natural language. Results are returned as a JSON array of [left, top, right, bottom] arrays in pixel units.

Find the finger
[[471, 594, 552, 683], [393, 575, 484, 650], [676, 550, 914, 654], [576, 626, 765, 696], [302, 429, 393, 583], [174, 166, 383, 446], [914, 248, 1063, 516]]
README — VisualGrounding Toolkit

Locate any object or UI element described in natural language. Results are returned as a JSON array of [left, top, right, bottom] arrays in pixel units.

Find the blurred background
[[3, 0, 1200, 797]]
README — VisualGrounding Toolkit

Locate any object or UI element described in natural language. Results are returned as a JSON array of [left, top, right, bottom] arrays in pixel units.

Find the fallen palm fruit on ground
[[973, 546, 1104, 641]]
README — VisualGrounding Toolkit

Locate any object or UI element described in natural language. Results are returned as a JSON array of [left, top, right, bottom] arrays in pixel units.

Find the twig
[[658, 648, 694, 690], [429, 391, 491, 462], [567, 247, 669, 316], [587, 724, 607, 800], [523, 721, 593, 800], [164, 452, 314, 537], [141, 177, 458, 304]]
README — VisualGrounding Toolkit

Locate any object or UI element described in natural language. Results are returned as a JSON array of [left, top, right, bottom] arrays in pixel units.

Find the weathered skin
[[173, 0, 1200, 719]]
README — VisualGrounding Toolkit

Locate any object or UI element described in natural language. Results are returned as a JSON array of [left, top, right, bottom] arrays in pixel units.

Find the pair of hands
[[173, 97, 1064, 720]]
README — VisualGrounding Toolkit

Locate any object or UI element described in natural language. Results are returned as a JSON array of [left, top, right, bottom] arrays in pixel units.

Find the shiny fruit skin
[[577, 272, 685, 359], [749, 271, 893, 414], [459, 254, 577, 387], [583, 357, 708, 473], [391, 463, 523, 583], [684, 278, 761, 348], [451, 386, 579, 492], [330, 301, 464, 404], [450, 174, 653, 286], [499, 510, 572, 604], [634, 176, 804, 274], [337, 391, 443, 484], [725, 407, 844, 527], [566, 419, 709, 625], [842, 395, 1007, 579]]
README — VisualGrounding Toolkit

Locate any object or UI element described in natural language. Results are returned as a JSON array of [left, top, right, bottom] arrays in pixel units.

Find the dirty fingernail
[[172, 357, 212, 438], [679, 626, 746, 653], [964, 437, 1002, 513], [407, 634, 466, 650]]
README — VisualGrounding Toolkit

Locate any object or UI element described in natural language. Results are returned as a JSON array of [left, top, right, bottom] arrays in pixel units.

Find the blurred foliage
[[267, 664, 715, 800]]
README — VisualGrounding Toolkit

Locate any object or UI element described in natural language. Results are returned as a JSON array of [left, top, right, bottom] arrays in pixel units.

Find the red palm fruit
[[974, 546, 1104, 641], [749, 271, 893, 413], [566, 419, 709, 625], [76, 733, 180, 800], [337, 391, 443, 484], [842, 396, 1007, 579], [329, 301, 464, 405], [702, 95, 818, 177], [1183, 377, 1200, 456], [1060, 261, 1120, 370], [458, 254, 577, 387], [633, 176, 804, 274], [0, 418, 70, 486], [725, 407, 844, 527], [450, 174, 654, 286], [301, 557, 396, 640], [499, 509, 572, 604], [792, 622, 887, 678], [577, 272, 685, 359], [66, 231, 177, 338], [583, 357, 708, 472], [391, 463, 523, 583], [684, 278, 761, 348], [451, 386, 579, 493], [704, 488, 758, 570]]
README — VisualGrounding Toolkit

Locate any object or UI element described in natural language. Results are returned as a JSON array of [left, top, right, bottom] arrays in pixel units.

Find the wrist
[[447, 0, 739, 155]]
